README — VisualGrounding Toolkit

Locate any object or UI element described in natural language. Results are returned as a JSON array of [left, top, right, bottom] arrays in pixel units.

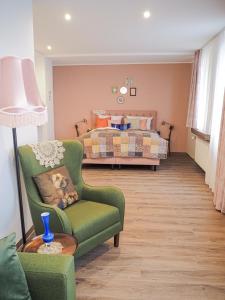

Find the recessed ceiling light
[[143, 10, 151, 19], [64, 13, 72, 21], [46, 45, 52, 51]]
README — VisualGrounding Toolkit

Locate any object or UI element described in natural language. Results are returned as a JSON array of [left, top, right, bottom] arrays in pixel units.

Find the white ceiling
[[33, 0, 225, 65]]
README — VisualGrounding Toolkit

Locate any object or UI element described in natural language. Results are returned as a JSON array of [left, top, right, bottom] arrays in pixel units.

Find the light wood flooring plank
[[76, 154, 225, 300]]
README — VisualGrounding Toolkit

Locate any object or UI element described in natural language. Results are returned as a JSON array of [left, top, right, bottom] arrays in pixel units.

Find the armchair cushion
[[0, 233, 31, 300], [82, 185, 125, 228], [64, 200, 120, 243]]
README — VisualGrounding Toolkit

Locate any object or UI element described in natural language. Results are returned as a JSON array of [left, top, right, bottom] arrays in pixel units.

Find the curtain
[[213, 94, 225, 212], [205, 31, 225, 191], [186, 50, 200, 128], [194, 43, 214, 133], [189, 31, 225, 136], [186, 30, 225, 191]]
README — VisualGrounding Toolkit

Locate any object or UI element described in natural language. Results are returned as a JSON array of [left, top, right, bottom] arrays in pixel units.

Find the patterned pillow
[[33, 166, 79, 209], [127, 116, 153, 130], [139, 119, 148, 130], [128, 118, 140, 129], [108, 115, 124, 126], [146, 117, 153, 130], [121, 117, 129, 124]]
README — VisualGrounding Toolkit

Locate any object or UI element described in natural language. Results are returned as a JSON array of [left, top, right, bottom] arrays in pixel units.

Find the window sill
[[191, 128, 210, 142]]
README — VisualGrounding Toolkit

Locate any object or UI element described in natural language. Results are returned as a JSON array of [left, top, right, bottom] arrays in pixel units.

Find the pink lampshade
[[0, 56, 47, 128]]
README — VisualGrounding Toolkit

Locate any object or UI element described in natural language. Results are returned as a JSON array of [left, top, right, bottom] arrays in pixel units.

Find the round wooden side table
[[23, 233, 78, 256]]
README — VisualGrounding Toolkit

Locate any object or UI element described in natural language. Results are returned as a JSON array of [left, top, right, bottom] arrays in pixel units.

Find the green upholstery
[[64, 200, 120, 243], [75, 223, 122, 258], [0, 233, 31, 300], [18, 253, 75, 300], [18, 140, 125, 258]]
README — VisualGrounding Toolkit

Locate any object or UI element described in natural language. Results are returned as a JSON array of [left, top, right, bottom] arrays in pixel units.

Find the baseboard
[[16, 226, 35, 251], [170, 152, 188, 156], [186, 153, 205, 173]]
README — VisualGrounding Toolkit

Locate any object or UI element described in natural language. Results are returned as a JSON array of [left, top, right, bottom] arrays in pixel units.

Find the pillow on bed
[[128, 118, 140, 129], [127, 116, 153, 130], [146, 117, 153, 130], [95, 114, 111, 119], [143, 117, 153, 130], [139, 119, 148, 130], [96, 115, 111, 128], [108, 115, 124, 126]]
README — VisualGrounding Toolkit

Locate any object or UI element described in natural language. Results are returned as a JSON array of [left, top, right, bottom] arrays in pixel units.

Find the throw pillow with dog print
[[33, 166, 79, 209]]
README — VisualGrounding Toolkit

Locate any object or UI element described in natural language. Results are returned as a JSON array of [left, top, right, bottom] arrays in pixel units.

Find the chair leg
[[114, 233, 120, 247]]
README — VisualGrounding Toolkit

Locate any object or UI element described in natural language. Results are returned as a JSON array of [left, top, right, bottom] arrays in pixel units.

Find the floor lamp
[[0, 56, 47, 244]]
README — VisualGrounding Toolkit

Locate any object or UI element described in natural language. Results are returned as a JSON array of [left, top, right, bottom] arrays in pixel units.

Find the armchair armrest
[[30, 194, 72, 235], [18, 253, 75, 300], [82, 184, 125, 228]]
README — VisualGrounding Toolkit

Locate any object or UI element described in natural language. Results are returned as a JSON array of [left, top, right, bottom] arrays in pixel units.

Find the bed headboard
[[91, 110, 157, 130]]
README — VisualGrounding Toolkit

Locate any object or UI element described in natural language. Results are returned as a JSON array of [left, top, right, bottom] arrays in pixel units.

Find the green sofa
[[18, 253, 75, 300], [18, 140, 125, 258]]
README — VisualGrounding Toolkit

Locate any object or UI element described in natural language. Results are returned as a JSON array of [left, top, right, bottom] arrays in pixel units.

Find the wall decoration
[[112, 86, 118, 94], [112, 77, 135, 103], [117, 96, 125, 104], [125, 77, 133, 87], [120, 86, 128, 95], [130, 87, 137, 96]]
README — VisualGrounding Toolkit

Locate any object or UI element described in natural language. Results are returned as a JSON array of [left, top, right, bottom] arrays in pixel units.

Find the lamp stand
[[12, 128, 26, 245]]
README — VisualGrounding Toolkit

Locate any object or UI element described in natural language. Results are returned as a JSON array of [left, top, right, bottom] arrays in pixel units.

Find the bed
[[78, 110, 168, 170]]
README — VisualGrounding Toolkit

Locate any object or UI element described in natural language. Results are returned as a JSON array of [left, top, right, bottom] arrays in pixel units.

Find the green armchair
[[18, 253, 75, 300], [18, 140, 125, 258]]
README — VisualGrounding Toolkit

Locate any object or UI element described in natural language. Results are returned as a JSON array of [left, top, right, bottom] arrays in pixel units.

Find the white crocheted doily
[[30, 140, 65, 168], [37, 242, 63, 254]]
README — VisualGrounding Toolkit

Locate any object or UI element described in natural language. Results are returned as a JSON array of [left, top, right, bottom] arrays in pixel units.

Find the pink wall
[[53, 64, 191, 152]]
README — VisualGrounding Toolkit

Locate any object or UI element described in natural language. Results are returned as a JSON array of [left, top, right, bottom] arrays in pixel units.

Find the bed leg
[[111, 164, 114, 170], [118, 164, 121, 170]]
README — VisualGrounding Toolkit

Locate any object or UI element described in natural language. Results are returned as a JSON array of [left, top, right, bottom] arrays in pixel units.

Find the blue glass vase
[[41, 212, 54, 245]]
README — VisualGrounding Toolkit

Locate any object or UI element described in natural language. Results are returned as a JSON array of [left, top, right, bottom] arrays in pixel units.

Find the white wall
[[35, 52, 55, 141], [0, 0, 37, 241]]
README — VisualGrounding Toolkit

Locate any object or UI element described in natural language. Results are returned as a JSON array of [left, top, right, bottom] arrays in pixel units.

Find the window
[[194, 30, 225, 135], [192, 30, 225, 191]]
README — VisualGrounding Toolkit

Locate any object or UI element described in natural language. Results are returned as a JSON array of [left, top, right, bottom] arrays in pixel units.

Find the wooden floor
[[76, 154, 225, 300]]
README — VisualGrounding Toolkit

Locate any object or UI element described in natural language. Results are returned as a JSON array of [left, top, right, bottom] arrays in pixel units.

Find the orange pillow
[[96, 116, 111, 128]]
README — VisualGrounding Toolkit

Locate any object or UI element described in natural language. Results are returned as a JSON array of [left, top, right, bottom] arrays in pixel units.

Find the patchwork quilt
[[79, 129, 168, 159]]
